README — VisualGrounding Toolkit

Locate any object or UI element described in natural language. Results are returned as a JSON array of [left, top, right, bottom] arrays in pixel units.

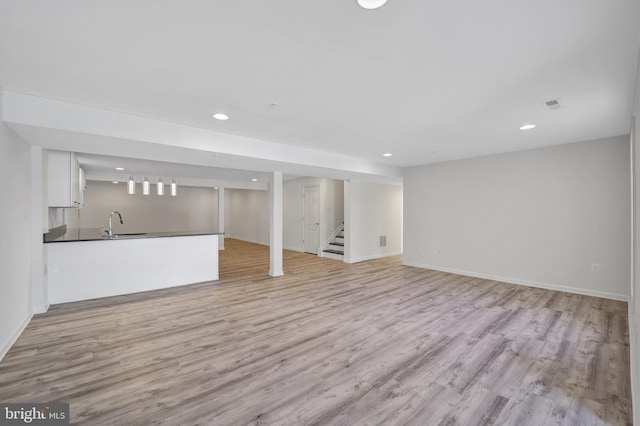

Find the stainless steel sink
[[103, 232, 148, 238]]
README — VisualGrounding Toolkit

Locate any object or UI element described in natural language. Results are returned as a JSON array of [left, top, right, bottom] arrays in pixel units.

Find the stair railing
[[319, 222, 344, 257]]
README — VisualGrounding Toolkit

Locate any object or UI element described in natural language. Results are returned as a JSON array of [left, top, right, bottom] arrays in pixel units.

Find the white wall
[[344, 180, 403, 263], [0, 88, 33, 360], [283, 177, 344, 252], [48, 207, 77, 230], [404, 136, 631, 300], [30, 147, 48, 314], [227, 188, 270, 245], [78, 180, 220, 233]]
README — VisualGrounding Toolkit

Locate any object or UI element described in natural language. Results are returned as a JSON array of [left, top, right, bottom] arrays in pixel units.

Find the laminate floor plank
[[0, 239, 632, 425]]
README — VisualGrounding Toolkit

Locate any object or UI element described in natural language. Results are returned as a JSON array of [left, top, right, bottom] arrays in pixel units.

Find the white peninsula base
[[45, 234, 219, 304]]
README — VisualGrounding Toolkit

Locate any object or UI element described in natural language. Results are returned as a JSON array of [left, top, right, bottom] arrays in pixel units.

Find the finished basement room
[[1, 1, 640, 425]]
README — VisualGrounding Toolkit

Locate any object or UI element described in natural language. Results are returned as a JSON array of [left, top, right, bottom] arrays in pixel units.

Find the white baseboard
[[227, 237, 270, 247], [229, 238, 306, 253], [32, 303, 49, 315], [402, 261, 629, 302], [0, 313, 33, 362], [284, 244, 304, 253], [345, 250, 403, 264]]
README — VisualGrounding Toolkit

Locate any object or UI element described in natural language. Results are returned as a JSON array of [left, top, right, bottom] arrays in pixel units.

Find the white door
[[303, 185, 321, 254]]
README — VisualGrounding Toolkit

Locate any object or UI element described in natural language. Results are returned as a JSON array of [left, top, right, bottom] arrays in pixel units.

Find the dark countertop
[[44, 227, 223, 243]]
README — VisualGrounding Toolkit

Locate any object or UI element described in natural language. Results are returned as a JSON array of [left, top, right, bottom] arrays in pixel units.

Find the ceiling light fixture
[[251, 178, 258, 182], [115, 167, 124, 171], [142, 177, 151, 195], [213, 113, 229, 120], [157, 178, 165, 196], [357, 0, 388, 9], [127, 176, 135, 195], [112, 181, 119, 184], [170, 179, 178, 196], [519, 124, 536, 130], [382, 153, 393, 157]]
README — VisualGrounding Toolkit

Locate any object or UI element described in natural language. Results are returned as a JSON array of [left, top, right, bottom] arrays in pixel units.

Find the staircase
[[322, 224, 344, 261]]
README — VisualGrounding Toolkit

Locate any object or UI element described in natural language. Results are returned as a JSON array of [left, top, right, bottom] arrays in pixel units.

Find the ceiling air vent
[[543, 98, 562, 110]]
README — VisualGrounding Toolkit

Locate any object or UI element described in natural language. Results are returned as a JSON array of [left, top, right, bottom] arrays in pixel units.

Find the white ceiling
[[1, 0, 639, 176]]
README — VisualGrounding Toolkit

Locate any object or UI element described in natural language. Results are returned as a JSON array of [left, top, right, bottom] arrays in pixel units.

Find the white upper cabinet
[[48, 150, 83, 208]]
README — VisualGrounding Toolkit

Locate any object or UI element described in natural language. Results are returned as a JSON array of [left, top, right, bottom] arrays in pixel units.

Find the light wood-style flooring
[[0, 239, 632, 425]]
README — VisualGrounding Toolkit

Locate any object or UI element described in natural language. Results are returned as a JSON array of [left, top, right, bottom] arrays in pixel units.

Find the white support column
[[217, 187, 225, 250], [269, 171, 284, 277], [343, 180, 352, 263]]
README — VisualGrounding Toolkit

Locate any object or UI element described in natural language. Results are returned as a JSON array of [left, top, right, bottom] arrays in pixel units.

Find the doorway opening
[[302, 185, 321, 254]]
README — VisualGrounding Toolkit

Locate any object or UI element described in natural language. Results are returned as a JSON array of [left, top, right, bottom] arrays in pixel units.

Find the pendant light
[[157, 178, 165, 196], [170, 178, 177, 196], [142, 177, 151, 195], [127, 176, 136, 195]]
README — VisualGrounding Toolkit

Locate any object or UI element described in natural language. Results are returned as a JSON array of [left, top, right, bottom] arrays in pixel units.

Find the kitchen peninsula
[[44, 228, 221, 304]]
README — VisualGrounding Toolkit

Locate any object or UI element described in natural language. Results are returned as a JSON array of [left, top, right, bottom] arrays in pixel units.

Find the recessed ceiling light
[[115, 167, 124, 171], [214, 187, 219, 190], [213, 113, 229, 121], [357, 0, 388, 9], [112, 181, 119, 184], [520, 124, 536, 130], [251, 178, 258, 182], [382, 153, 393, 157]]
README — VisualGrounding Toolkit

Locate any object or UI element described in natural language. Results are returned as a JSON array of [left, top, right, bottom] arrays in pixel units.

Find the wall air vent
[[543, 98, 562, 110]]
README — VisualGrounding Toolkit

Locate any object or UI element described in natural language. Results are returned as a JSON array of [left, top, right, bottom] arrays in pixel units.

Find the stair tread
[[330, 242, 344, 246], [323, 249, 344, 255]]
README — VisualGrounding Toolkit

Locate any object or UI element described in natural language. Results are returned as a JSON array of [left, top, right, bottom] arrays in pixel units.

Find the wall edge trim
[[0, 313, 33, 363], [402, 261, 630, 302], [345, 250, 403, 264], [628, 306, 639, 426], [225, 237, 269, 247]]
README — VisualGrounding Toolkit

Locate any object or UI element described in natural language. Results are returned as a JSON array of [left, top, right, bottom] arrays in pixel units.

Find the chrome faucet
[[106, 211, 124, 236]]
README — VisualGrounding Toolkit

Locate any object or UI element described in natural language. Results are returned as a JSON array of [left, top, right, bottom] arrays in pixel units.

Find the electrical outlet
[[591, 263, 600, 273], [417, 246, 421, 253]]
